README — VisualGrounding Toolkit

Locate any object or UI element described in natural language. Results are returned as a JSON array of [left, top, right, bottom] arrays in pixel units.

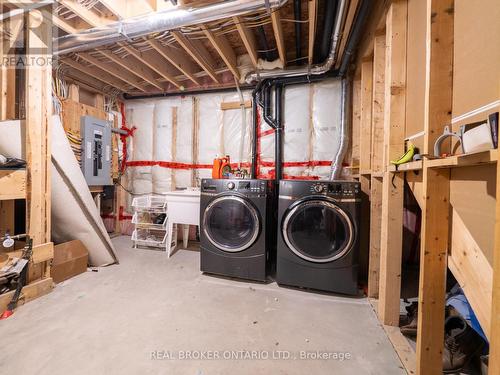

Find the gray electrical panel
[[80, 115, 112, 186]]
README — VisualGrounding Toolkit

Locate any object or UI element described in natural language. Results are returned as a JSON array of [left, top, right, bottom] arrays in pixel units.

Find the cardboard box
[[52, 240, 88, 283]]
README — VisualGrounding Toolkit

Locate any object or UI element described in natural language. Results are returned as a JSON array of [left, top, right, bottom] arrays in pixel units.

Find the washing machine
[[276, 180, 361, 295], [200, 178, 276, 282]]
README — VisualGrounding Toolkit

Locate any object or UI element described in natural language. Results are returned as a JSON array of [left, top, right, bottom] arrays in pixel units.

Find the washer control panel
[[236, 180, 267, 193]]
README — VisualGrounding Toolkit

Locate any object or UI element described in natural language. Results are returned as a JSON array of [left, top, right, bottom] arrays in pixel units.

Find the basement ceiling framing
[[11, 0, 358, 96]]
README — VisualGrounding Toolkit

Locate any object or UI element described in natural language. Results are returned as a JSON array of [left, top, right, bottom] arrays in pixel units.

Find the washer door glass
[[204, 196, 260, 252], [283, 199, 354, 263]]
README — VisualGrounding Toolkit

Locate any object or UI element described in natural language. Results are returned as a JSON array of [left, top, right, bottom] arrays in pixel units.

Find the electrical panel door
[[81, 115, 112, 186]]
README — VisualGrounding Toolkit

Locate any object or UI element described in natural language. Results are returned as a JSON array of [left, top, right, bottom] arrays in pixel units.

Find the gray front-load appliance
[[200, 178, 276, 282], [276, 180, 361, 295]]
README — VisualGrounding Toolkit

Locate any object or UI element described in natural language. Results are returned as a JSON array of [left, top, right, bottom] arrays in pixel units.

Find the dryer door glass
[[203, 196, 260, 252], [283, 199, 354, 263]]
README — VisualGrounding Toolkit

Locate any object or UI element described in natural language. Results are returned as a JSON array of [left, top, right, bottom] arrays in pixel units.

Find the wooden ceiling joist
[[308, 0, 317, 65], [97, 0, 126, 19], [201, 25, 240, 80], [64, 67, 114, 94], [62, 58, 131, 92], [171, 31, 220, 83], [270, 10, 286, 65], [120, 44, 182, 89], [99, 50, 165, 91], [57, 0, 109, 27], [76, 53, 149, 92], [148, 39, 201, 85], [335, 0, 360, 69], [232, 16, 259, 67], [52, 16, 78, 34]]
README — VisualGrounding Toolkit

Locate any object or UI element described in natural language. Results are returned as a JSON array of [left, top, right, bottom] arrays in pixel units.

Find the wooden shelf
[[0, 169, 27, 200], [426, 149, 497, 169], [388, 160, 423, 172]]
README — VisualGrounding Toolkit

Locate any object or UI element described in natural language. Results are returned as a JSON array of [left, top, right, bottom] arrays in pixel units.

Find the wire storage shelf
[[131, 228, 168, 248], [131, 195, 168, 211], [131, 195, 174, 250], [132, 211, 168, 229]]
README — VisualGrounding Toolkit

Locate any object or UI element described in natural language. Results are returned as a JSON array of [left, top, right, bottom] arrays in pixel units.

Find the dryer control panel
[[280, 180, 360, 200], [309, 182, 360, 198], [201, 178, 274, 197]]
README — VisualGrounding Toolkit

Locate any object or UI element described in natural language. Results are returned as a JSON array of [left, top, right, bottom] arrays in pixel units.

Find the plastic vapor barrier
[[124, 78, 342, 196]]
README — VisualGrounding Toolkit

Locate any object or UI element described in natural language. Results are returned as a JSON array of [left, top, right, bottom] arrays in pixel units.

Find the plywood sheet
[[405, 0, 426, 151], [449, 164, 496, 265], [453, 0, 500, 119]]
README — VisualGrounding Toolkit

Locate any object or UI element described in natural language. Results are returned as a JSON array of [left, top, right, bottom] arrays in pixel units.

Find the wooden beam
[[271, 9, 286, 65], [98, 0, 127, 18], [359, 60, 373, 173], [371, 34, 386, 173], [368, 175, 383, 298], [68, 83, 79, 101], [416, 0, 454, 373], [77, 53, 148, 92], [201, 25, 240, 80], [64, 68, 116, 94], [0, 201, 15, 254], [120, 44, 181, 88], [95, 94, 105, 111], [52, 15, 78, 34], [378, 0, 407, 327], [0, 278, 53, 315], [148, 39, 201, 85], [0, 169, 27, 200], [351, 80, 362, 166], [25, 10, 52, 246], [233, 16, 259, 67], [449, 210, 492, 338], [220, 100, 251, 110], [307, 0, 317, 65], [57, 0, 108, 27], [62, 58, 130, 92], [7, 242, 54, 265], [0, 10, 20, 120], [171, 31, 219, 83], [335, 0, 360, 69], [359, 174, 371, 285], [490, 92, 500, 373], [99, 50, 164, 91], [0, 22, 5, 121]]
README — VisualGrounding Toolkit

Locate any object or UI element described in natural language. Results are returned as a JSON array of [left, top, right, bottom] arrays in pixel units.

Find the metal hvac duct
[[245, 0, 348, 83], [55, 0, 289, 55], [249, 0, 372, 181]]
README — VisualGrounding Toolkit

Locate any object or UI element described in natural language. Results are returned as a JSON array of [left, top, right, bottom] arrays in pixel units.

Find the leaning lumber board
[[0, 277, 53, 314], [0, 169, 26, 200], [6, 242, 54, 265]]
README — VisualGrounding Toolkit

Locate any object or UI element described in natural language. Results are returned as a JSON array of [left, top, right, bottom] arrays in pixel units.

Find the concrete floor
[[0, 236, 405, 375]]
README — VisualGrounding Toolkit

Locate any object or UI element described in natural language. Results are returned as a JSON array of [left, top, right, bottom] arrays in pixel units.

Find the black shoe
[[442, 316, 485, 373]]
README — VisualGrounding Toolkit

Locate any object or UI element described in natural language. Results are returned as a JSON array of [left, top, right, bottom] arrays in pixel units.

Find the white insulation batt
[[0, 118, 117, 266], [123, 79, 343, 195]]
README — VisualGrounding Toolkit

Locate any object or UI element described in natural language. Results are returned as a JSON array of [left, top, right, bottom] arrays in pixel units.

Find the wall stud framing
[[378, 0, 407, 326], [416, 0, 454, 373]]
